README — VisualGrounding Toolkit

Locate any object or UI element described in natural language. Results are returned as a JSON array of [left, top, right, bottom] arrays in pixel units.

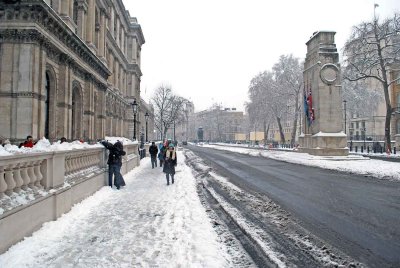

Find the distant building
[[194, 107, 244, 142], [0, 0, 145, 143]]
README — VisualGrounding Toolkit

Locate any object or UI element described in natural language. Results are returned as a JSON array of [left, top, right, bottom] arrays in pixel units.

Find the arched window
[[44, 72, 51, 138]]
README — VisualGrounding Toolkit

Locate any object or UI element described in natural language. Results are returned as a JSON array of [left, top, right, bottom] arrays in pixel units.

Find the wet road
[[188, 145, 400, 267]]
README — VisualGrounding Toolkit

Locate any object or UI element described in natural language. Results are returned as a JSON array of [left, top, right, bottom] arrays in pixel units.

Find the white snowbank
[[0, 137, 138, 157]]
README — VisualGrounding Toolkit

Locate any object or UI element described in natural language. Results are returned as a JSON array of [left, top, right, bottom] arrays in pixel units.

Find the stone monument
[[299, 31, 348, 156]]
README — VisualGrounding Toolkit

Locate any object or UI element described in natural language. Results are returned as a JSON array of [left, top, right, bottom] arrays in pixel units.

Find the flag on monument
[[303, 82, 309, 124]]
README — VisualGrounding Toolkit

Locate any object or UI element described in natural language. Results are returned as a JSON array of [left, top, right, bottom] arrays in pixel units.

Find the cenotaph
[[299, 31, 348, 156]]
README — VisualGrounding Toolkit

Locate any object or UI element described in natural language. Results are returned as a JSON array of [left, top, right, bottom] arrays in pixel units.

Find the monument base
[[299, 132, 349, 156]]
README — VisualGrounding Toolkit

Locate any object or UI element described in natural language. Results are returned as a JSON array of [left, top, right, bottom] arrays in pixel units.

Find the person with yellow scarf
[[163, 143, 177, 185]]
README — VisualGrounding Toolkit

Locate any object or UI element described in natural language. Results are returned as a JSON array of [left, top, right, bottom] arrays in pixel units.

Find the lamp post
[[145, 112, 149, 142], [173, 120, 176, 142], [361, 127, 366, 149], [132, 100, 138, 140], [343, 100, 347, 134]]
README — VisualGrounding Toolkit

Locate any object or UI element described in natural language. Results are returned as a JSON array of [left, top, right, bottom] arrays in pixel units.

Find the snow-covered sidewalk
[[0, 152, 231, 268]]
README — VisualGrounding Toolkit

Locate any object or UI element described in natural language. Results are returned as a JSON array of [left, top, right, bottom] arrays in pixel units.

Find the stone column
[[110, 7, 115, 38], [299, 31, 348, 156], [69, 0, 74, 18], [76, 1, 87, 39], [121, 29, 125, 53], [127, 35, 133, 61], [114, 61, 119, 89], [61, 0, 69, 16], [60, 0, 74, 30], [57, 54, 72, 139], [116, 20, 120, 46], [98, 10, 106, 62], [83, 75, 95, 141], [85, 0, 96, 50]]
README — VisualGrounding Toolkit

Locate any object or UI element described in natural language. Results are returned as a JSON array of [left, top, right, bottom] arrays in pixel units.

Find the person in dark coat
[[163, 143, 177, 185], [149, 141, 158, 168], [101, 140, 126, 189], [158, 143, 166, 167]]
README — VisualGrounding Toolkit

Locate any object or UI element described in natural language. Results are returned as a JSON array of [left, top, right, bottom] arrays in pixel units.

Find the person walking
[[149, 141, 158, 168], [163, 143, 177, 186], [100, 140, 126, 189], [158, 143, 165, 167]]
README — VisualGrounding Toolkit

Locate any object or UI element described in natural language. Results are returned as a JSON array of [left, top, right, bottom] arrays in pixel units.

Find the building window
[[397, 119, 400, 134], [356, 122, 359, 128], [362, 121, 365, 128]]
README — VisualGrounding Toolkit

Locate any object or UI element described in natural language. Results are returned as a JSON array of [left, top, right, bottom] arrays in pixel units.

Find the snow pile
[[104, 136, 137, 145], [0, 145, 12, 156], [0, 137, 139, 157]]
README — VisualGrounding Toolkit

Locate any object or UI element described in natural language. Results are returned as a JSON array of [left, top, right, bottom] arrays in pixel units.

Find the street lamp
[[145, 112, 149, 142], [361, 127, 366, 149], [343, 100, 347, 134], [132, 100, 138, 140]]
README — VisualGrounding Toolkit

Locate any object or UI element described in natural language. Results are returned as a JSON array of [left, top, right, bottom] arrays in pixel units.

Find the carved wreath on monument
[[319, 63, 339, 85]]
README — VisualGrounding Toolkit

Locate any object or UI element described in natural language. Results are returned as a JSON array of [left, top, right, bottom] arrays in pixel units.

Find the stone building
[[194, 107, 244, 142], [347, 71, 400, 147], [0, 0, 145, 143]]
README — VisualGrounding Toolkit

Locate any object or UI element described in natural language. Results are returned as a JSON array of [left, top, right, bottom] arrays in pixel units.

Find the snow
[[312, 131, 347, 137], [202, 144, 400, 181], [0, 151, 232, 267], [0, 137, 139, 157], [0, 145, 12, 156], [1, 142, 399, 267]]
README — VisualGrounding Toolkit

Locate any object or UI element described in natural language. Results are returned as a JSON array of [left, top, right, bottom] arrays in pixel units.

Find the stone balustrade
[[65, 148, 104, 177], [0, 143, 140, 254], [0, 153, 49, 198]]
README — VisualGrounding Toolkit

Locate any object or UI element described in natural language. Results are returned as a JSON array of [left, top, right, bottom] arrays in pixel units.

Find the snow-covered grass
[[0, 152, 232, 267]]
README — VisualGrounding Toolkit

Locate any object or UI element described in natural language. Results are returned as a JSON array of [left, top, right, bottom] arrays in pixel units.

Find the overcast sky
[[122, 0, 399, 112]]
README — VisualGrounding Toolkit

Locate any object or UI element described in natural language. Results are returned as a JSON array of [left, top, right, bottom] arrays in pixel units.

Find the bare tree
[[151, 85, 186, 140], [247, 71, 287, 143], [342, 68, 383, 119], [273, 55, 303, 145], [247, 72, 270, 142], [343, 12, 400, 151]]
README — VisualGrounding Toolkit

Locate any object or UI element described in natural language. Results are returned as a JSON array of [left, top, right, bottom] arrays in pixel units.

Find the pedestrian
[[163, 143, 177, 185], [19, 135, 34, 148], [149, 141, 158, 168], [100, 140, 126, 189], [158, 143, 165, 167]]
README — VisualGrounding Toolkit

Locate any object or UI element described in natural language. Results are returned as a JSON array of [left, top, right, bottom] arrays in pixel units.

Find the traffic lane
[[188, 145, 400, 266]]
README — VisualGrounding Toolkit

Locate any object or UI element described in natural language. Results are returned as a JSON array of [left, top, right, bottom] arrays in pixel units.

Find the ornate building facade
[[0, 0, 145, 143]]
